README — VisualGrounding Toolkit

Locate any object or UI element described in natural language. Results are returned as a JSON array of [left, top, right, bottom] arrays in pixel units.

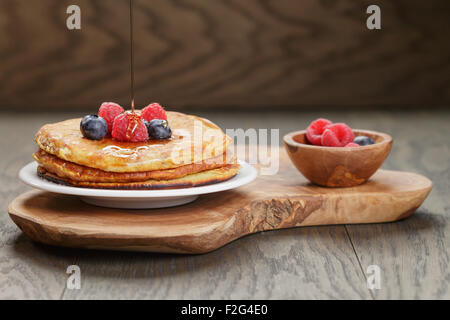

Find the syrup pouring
[[80, 0, 172, 142], [129, 0, 135, 113]]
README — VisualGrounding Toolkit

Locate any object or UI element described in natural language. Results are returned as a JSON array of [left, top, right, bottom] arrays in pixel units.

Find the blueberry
[[80, 115, 108, 140], [145, 119, 172, 139], [354, 135, 375, 146]]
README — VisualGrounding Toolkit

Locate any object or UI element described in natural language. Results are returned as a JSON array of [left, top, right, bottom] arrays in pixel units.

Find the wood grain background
[[0, 0, 449, 111]]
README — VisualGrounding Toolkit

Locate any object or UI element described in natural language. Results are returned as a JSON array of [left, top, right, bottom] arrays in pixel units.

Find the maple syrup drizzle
[[125, 111, 141, 140], [125, 0, 137, 141], [129, 0, 135, 113]]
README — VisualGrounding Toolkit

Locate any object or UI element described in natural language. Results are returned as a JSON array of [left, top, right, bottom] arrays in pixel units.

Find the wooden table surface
[[0, 110, 449, 299]]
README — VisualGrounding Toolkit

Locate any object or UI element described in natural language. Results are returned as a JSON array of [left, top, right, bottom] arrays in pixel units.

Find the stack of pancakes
[[33, 111, 239, 189]]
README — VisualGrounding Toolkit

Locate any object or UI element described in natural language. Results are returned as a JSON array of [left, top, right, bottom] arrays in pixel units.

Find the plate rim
[[19, 160, 257, 198]]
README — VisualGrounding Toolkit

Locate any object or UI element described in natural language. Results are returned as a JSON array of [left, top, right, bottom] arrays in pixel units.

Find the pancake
[[37, 164, 241, 189], [33, 149, 237, 183], [35, 111, 232, 173]]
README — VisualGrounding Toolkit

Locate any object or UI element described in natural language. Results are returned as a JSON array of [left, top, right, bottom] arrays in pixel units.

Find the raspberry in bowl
[[283, 119, 393, 187]]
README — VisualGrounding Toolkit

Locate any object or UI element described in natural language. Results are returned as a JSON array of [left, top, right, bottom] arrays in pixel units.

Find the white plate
[[19, 161, 257, 209]]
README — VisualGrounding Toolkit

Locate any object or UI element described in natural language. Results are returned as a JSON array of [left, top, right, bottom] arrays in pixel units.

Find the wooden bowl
[[283, 129, 393, 187]]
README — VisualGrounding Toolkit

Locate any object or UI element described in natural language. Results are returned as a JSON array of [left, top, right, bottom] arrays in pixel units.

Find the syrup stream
[[129, 0, 135, 113], [125, 0, 138, 140]]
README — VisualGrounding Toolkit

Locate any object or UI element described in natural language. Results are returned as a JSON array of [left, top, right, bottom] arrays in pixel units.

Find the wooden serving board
[[9, 151, 432, 254]]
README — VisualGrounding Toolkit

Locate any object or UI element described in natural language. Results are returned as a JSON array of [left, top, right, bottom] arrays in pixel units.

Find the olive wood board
[[8, 154, 432, 254]]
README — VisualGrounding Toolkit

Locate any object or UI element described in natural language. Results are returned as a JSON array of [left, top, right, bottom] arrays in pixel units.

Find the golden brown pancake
[[37, 164, 241, 189], [33, 149, 237, 183], [35, 111, 231, 173], [34, 110, 240, 189]]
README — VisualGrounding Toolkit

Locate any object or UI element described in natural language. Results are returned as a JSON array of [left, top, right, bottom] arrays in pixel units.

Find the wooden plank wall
[[0, 0, 449, 111]]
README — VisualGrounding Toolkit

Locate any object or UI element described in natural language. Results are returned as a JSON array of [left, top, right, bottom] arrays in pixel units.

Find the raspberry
[[99, 102, 124, 133], [141, 103, 167, 122], [345, 142, 360, 148], [306, 118, 332, 145], [321, 123, 354, 147], [111, 112, 149, 142]]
